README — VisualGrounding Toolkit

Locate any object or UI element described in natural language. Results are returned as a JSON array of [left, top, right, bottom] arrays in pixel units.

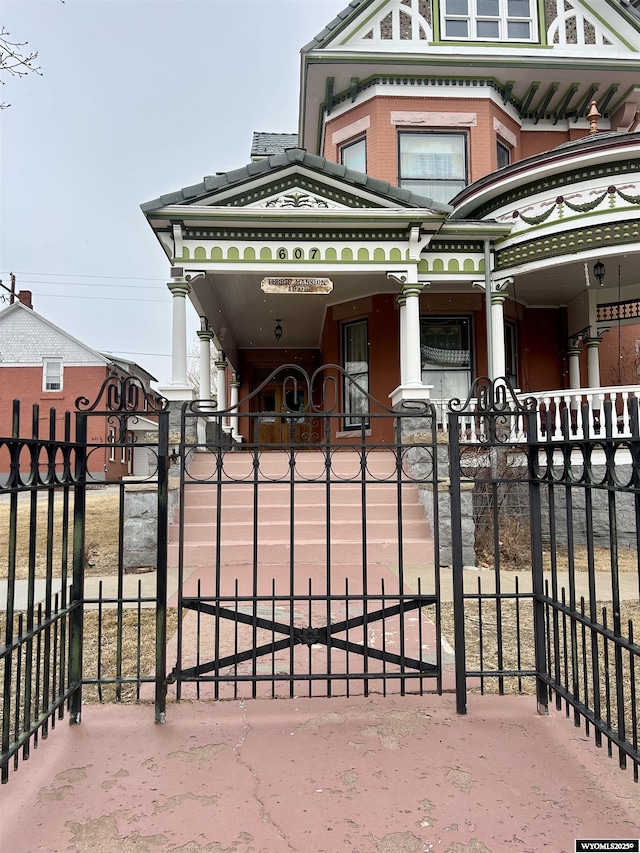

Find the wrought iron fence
[[172, 364, 442, 700], [448, 378, 640, 780], [1, 378, 170, 784], [1, 401, 82, 784]]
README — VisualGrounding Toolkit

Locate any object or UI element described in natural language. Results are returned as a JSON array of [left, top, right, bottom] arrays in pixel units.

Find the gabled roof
[[0, 302, 157, 381], [0, 302, 111, 366], [250, 132, 299, 159], [303, 0, 640, 51], [141, 147, 452, 213], [299, 0, 640, 152], [302, 0, 368, 51]]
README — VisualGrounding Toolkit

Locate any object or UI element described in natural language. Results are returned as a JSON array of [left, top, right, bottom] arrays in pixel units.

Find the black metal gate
[[170, 365, 442, 699], [447, 378, 640, 778]]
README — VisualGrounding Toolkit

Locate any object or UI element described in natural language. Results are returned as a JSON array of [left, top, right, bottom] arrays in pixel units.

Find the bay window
[[399, 132, 467, 204]]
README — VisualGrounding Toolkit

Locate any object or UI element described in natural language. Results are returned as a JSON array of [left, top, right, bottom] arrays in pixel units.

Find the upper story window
[[42, 358, 63, 391], [399, 132, 467, 204], [340, 137, 367, 173], [442, 0, 536, 41], [497, 140, 511, 169]]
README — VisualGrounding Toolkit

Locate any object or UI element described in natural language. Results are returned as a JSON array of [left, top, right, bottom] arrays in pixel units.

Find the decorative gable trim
[[337, 0, 433, 47], [546, 0, 633, 49]]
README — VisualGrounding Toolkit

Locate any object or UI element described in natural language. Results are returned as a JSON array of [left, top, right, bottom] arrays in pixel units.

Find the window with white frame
[[340, 137, 367, 173], [399, 132, 467, 203], [343, 319, 370, 428], [109, 426, 116, 462], [441, 0, 536, 41], [421, 317, 472, 400], [42, 358, 63, 391]]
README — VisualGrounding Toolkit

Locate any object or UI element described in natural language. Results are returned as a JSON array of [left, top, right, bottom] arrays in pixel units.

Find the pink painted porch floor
[[2, 692, 640, 853]]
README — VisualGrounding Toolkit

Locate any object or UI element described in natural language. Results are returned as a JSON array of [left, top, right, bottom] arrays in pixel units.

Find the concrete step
[[170, 516, 430, 543], [168, 537, 433, 568], [170, 449, 433, 569], [180, 501, 426, 524]]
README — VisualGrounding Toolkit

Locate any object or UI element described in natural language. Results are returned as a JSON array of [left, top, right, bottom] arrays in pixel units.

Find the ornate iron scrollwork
[[76, 374, 168, 413], [448, 376, 537, 415]]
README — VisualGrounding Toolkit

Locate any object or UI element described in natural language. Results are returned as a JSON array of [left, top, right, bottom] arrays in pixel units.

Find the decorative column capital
[[197, 329, 214, 343], [167, 280, 191, 298], [585, 336, 602, 348]]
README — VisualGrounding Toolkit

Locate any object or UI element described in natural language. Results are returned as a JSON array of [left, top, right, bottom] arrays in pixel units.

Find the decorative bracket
[[387, 271, 408, 286], [408, 224, 434, 261]]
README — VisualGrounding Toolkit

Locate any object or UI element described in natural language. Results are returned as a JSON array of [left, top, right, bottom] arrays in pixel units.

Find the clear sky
[[0, 0, 347, 386]]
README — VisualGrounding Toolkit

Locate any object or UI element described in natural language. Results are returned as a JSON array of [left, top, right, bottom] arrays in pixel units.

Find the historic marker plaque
[[261, 277, 333, 294]]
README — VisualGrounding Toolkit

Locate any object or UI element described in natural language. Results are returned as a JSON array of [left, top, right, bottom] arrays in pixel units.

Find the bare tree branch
[[0, 26, 43, 108]]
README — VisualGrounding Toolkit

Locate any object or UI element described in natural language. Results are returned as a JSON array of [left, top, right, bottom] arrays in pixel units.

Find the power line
[[11, 279, 167, 291], [25, 292, 169, 304], [102, 350, 171, 358], [3, 270, 167, 283]]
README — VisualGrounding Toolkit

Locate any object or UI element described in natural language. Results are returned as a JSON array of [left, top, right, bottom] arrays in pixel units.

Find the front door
[[255, 383, 312, 445]]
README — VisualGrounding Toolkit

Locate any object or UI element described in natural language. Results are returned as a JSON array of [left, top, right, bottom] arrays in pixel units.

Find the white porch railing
[[431, 384, 640, 442]]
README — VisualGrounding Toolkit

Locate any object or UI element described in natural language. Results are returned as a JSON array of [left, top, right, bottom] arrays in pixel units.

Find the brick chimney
[[18, 290, 33, 309]]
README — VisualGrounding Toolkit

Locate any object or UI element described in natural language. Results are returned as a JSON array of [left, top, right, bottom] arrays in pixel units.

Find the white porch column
[[197, 325, 213, 404], [404, 281, 424, 387], [159, 279, 196, 401], [490, 286, 509, 382], [215, 353, 231, 434], [388, 271, 432, 407], [586, 337, 602, 388], [229, 374, 242, 443], [196, 324, 213, 446], [169, 280, 189, 386], [567, 344, 582, 389], [396, 293, 408, 386]]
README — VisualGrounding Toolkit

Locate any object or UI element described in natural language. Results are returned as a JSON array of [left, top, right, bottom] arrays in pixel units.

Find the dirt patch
[[440, 598, 640, 739], [0, 489, 121, 580]]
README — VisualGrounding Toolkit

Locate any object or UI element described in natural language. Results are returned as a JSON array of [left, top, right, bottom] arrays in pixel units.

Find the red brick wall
[[323, 95, 588, 183], [0, 365, 133, 478]]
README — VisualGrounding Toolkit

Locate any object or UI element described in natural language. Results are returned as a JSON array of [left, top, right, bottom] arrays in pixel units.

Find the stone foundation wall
[[123, 477, 180, 571]]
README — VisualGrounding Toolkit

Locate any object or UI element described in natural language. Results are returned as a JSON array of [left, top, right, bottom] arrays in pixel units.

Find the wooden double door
[[255, 383, 314, 445]]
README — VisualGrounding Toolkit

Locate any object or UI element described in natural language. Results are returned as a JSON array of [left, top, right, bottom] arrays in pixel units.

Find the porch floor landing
[[3, 692, 639, 853]]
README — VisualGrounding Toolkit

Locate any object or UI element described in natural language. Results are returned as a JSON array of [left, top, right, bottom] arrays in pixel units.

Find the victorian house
[[142, 0, 640, 444]]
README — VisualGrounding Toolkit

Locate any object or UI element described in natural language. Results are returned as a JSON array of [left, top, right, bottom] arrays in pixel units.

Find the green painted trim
[[431, 38, 550, 48], [503, 202, 640, 242], [183, 228, 411, 241], [464, 160, 640, 219], [216, 175, 387, 210], [495, 218, 640, 268], [432, 0, 441, 41], [538, 0, 548, 47], [336, 0, 385, 45], [305, 52, 640, 71], [608, 86, 638, 117], [580, 0, 639, 51], [605, 0, 640, 33]]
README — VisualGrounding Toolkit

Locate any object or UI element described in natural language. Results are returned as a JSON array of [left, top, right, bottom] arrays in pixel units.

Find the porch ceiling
[[189, 270, 399, 354], [498, 247, 639, 308]]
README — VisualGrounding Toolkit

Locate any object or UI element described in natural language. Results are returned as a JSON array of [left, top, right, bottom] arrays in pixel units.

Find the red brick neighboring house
[[0, 296, 158, 480]]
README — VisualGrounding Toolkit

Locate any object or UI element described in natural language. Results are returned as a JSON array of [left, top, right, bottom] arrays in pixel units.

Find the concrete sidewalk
[[3, 565, 639, 612], [2, 692, 639, 853]]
